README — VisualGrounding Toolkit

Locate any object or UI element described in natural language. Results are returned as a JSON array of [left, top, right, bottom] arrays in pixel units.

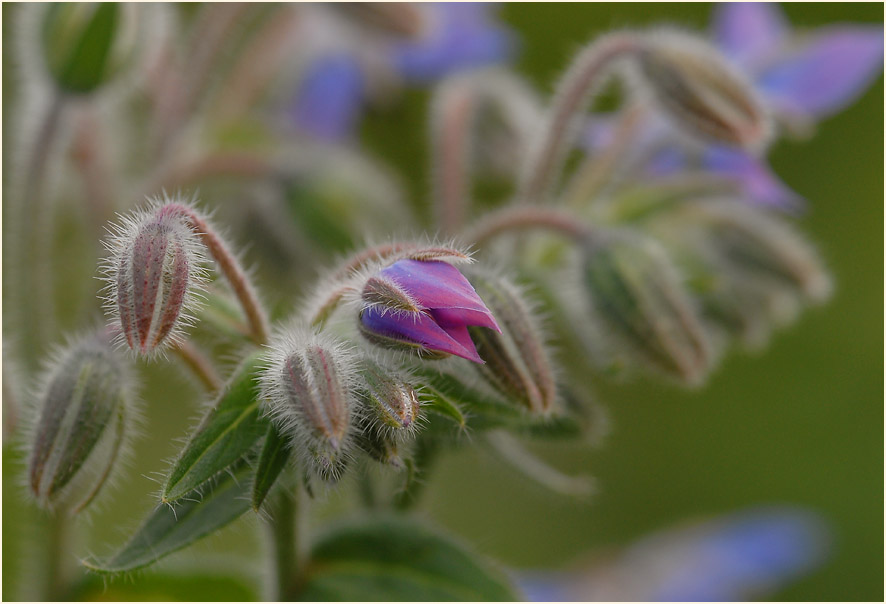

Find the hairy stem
[[432, 81, 476, 235], [160, 204, 270, 345], [518, 32, 640, 203], [172, 340, 223, 392], [44, 510, 72, 601], [466, 206, 593, 248], [267, 486, 308, 600]]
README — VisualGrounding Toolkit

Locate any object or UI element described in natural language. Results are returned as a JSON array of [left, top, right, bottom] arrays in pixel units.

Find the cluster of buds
[[26, 329, 137, 513]]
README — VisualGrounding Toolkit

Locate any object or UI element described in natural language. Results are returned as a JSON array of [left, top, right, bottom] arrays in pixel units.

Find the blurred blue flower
[[519, 505, 831, 602], [583, 4, 883, 209], [288, 53, 365, 142], [290, 3, 515, 142], [714, 3, 884, 123], [391, 3, 516, 82]]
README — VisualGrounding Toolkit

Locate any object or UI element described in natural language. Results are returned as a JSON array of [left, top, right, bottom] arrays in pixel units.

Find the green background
[[3, 3, 883, 601]]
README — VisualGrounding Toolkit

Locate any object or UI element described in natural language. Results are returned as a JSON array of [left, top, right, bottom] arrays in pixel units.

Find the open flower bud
[[468, 273, 557, 415], [27, 330, 135, 512], [40, 3, 140, 94], [101, 203, 207, 356], [358, 258, 501, 363], [261, 330, 358, 481], [635, 30, 770, 149], [582, 229, 712, 385], [360, 362, 422, 435]]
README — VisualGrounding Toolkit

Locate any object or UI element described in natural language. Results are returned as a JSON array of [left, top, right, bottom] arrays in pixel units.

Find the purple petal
[[360, 307, 482, 363], [380, 259, 491, 315], [289, 54, 365, 142], [712, 3, 788, 67], [432, 319, 485, 364], [392, 3, 515, 82], [432, 307, 500, 332], [645, 147, 689, 178], [758, 26, 884, 119], [704, 146, 805, 211]]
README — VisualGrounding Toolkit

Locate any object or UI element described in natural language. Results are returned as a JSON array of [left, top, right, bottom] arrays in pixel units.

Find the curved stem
[[172, 341, 223, 392], [466, 206, 593, 248], [160, 204, 270, 345], [518, 32, 640, 204]]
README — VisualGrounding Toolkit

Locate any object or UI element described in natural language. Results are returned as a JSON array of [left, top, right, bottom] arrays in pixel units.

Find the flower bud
[[27, 330, 135, 512], [101, 203, 207, 355], [686, 201, 832, 304], [582, 230, 712, 385], [40, 3, 140, 95], [635, 30, 770, 149], [355, 420, 405, 470], [360, 362, 421, 435], [261, 330, 357, 481], [357, 258, 501, 363], [467, 273, 557, 415]]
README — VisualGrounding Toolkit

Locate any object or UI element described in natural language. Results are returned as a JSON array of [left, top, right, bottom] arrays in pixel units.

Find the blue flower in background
[[714, 2, 884, 124], [584, 3, 883, 209], [392, 3, 516, 82], [289, 53, 365, 142], [520, 505, 831, 602], [289, 3, 515, 142]]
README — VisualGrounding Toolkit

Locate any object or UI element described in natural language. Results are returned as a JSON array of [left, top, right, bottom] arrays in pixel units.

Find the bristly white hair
[[259, 325, 363, 482], [97, 193, 211, 359]]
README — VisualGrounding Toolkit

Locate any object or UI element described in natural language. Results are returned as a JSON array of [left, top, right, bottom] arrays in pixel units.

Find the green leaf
[[418, 383, 466, 428], [83, 463, 253, 573], [42, 3, 120, 94], [251, 424, 292, 511], [162, 352, 267, 502], [298, 515, 520, 601]]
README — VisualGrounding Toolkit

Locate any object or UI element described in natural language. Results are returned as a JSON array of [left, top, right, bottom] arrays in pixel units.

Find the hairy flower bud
[[261, 330, 358, 481], [468, 273, 557, 415], [653, 199, 832, 348], [40, 3, 140, 94], [583, 230, 712, 385], [360, 362, 422, 435], [27, 330, 135, 512], [358, 258, 501, 362], [635, 30, 770, 148], [101, 203, 208, 355]]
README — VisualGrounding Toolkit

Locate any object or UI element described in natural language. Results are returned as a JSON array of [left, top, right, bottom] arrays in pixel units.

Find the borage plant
[[5, 3, 882, 601]]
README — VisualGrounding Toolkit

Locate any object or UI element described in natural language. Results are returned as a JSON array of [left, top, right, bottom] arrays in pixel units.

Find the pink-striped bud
[[260, 330, 358, 481], [101, 203, 207, 355]]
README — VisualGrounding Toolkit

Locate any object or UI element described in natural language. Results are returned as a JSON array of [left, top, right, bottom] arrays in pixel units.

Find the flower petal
[[703, 146, 805, 211], [289, 53, 365, 142], [360, 306, 480, 362], [712, 2, 788, 67], [391, 3, 515, 82], [435, 322, 484, 364], [757, 26, 884, 119], [432, 307, 501, 333], [380, 259, 491, 314]]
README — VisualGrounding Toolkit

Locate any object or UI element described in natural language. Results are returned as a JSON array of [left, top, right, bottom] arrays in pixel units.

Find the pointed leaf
[[83, 463, 253, 573], [418, 383, 466, 428], [251, 424, 292, 511], [163, 352, 267, 502], [298, 515, 520, 601]]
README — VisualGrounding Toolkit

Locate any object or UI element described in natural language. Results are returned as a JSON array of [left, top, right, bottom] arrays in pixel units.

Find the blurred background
[[3, 3, 883, 601]]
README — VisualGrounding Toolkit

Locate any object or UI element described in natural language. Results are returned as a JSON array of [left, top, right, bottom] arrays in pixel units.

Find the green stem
[[18, 92, 66, 369], [267, 486, 307, 600], [44, 510, 72, 601]]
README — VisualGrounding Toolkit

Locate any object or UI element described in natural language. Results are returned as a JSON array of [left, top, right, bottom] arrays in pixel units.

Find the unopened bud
[[355, 420, 405, 470], [360, 362, 421, 435], [40, 3, 140, 94], [261, 330, 357, 481], [635, 30, 770, 148], [687, 200, 832, 304], [468, 273, 557, 415], [27, 330, 135, 512], [583, 230, 712, 385], [101, 203, 207, 355]]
